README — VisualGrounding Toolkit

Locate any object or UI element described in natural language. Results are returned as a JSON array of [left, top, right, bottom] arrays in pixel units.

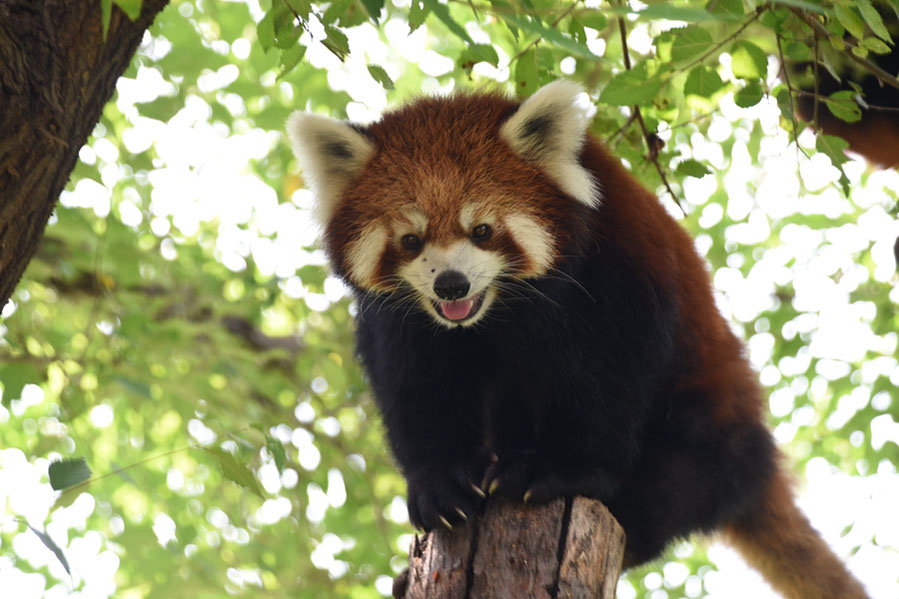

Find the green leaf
[[733, 80, 763, 107], [599, 65, 663, 106], [605, 4, 719, 23], [514, 48, 539, 97], [816, 134, 851, 194], [675, 159, 712, 178], [422, 0, 474, 44], [207, 447, 264, 497], [816, 134, 849, 166], [266, 435, 287, 474], [833, 5, 865, 40], [500, 14, 594, 58], [279, 44, 307, 79], [575, 10, 607, 31], [0, 362, 42, 406], [274, 8, 300, 49], [48, 458, 92, 491], [359, 0, 384, 23], [784, 41, 811, 61], [27, 525, 70, 575], [706, 0, 743, 19], [459, 44, 500, 68], [856, 0, 891, 41], [322, 25, 350, 61], [684, 66, 725, 97], [257, 11, 276, 51], [824, 90, 862, 122], [113, 0, 142, 20], [775, 86, 794, 120], [730, 40, 767, 80], [409, 0, 430, 32], [861, 37, 892, 55], [670, 26, 714, 62], [367, 64, 394, 89]]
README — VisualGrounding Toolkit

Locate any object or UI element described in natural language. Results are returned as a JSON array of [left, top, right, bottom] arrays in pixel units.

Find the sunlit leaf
[[459, 44, 500, 68], [730, 40, 767, 80], [599, 65, 662, 106], [514, 47, 539, 97], [500, 13, 594, 58], [322, 25, 350, 61], [684, 66, 725, 98], [422, 0, 473, 44], [207, 447, 264, 497], [824, 90, 862, 122], [575, 10, 607, 31], [675, 159, 712, 178]]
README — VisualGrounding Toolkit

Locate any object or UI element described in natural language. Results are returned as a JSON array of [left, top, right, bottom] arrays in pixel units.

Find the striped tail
[[723, 469, 868, 599]]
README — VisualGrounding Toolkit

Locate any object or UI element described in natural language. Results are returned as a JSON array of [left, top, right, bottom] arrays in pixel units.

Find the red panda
[[286, 81, 869, 599]]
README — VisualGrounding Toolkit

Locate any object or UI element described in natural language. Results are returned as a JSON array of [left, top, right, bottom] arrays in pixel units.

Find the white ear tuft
[[500, 80, 600, 207], [286, 112, 375, 225]]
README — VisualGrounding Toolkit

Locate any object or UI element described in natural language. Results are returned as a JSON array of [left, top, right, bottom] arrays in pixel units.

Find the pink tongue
[[440, 299, 474, 320]]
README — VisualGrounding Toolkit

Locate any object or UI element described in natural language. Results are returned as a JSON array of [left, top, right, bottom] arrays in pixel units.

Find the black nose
[[433, 270, 470, 300]]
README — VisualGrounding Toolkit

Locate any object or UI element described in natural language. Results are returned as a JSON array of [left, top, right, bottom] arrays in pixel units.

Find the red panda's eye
[[401, 234, 422, 250], [472, 224, 492, 242]]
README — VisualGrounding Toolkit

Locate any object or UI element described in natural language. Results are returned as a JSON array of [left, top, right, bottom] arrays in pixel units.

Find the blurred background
[[1, 0, 897, 597]]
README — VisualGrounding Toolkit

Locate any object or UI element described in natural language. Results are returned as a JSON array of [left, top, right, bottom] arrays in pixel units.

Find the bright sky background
[[2, 1, 899, 597]]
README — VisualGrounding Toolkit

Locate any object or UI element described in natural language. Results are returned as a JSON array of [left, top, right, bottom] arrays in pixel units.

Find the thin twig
[[604, 111, 637, 145], [775, 32, 810, 161], [616, 15, 684, 214], [789, 6, 899, 91], [812, 34, 820, 130], [793, 89, 899, 112], [678, 8, 764, 75]]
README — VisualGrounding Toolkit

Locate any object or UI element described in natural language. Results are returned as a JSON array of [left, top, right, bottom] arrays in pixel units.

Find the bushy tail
[[723, 469, 868, 599]]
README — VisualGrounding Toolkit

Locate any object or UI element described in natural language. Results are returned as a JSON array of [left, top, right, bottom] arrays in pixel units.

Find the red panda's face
[[287, 81, 599, 327]]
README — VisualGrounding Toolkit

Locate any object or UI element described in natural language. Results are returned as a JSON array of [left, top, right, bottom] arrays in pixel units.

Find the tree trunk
[[0, 0, 169, 307], [396, 497, 625, 599]]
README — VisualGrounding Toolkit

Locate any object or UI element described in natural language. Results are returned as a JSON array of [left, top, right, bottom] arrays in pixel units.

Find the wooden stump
[[398, 497, 625, 599]]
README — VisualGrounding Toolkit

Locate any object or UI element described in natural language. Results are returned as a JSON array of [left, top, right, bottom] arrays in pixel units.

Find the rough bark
[[0, 0, 169, 307], [398, 497, 625, 599]]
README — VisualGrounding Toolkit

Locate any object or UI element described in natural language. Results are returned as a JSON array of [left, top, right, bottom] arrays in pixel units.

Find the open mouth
[[432, 289, 487, 323]]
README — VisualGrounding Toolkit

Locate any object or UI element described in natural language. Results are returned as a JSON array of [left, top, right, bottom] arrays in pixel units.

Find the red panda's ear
[[500, 80, 600, 208], [286, 112, 375, 226]]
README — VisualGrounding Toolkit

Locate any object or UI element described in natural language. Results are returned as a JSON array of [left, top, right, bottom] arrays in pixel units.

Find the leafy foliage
[[1, 0, 898, 598]]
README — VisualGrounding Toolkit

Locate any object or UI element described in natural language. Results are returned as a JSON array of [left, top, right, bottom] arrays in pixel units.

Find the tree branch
[[616, 15, 684, 214]]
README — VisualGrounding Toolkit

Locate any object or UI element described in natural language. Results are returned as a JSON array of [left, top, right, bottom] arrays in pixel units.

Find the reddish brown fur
[[724, 469, 869, 599], [322, 93, 589, 286]]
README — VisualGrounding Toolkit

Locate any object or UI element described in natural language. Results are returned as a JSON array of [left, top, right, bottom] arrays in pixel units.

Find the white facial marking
[[460, 204, 497, 232], [346, 224, 388, 287], [504, 214, 555, 276], [398, 240, 504, 327], [400, 206, 429, 235]]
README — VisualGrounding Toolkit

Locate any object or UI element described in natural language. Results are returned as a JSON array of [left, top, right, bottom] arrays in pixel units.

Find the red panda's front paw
[[483, 451, 621, 505], [405, 455, 491, 531]]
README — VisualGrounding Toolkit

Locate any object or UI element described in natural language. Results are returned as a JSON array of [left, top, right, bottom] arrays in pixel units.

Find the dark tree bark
[[397, 497, 625, 599], [0, 0, 169, 307]]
